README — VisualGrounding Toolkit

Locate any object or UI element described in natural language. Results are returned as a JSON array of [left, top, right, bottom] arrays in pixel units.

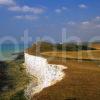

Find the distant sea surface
[[0, 43, 31, 61]]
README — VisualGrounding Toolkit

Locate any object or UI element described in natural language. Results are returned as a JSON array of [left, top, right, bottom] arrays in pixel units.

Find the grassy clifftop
[[0, 59, 30, 100], [26, 41, 96, 55]]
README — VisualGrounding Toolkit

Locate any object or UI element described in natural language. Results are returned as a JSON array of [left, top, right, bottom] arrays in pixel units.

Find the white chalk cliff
[[24, 53, 67, 99]]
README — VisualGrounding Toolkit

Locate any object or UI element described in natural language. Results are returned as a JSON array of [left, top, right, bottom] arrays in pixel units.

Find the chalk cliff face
[[24, 53, 67, 99], [25, 53, 48, 85]]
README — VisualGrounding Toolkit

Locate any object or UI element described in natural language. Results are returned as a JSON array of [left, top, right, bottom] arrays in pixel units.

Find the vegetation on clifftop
[[0, 59, 30, 100], [26, 41, 96, 55]]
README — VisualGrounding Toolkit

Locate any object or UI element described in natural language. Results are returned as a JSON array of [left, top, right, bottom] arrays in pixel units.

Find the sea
[[0, 43, 31, 61]]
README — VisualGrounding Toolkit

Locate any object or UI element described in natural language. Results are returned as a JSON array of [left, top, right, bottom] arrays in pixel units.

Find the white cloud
[[79, 4, 87, 9], [8, 5, 45, 14], [68, 21, 76, 25], [95, 16, 100, 21], [79, 19, 100, 29], [81, 21, 90, 25], [0, 0, 15, 6], [62, 6, 68, 10], [65, 17, 100, 35], [15, 15, 39, 21], [55, 6, 68, 13], [55, 9, 61, 13], [67, 16, 100, 29]]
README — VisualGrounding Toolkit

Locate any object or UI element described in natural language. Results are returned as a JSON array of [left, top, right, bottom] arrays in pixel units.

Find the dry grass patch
[[41, 50, 100, 60], [89, 43, 100, 50]]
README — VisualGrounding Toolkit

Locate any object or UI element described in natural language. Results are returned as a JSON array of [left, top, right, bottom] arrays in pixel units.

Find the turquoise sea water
[[0, 43, 30, 61]]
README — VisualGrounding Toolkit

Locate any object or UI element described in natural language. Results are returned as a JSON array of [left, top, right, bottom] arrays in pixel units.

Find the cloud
[[8, 5, 45, 14], [79, 4, 87, 9], [62, 6, 68, 10], [55, 6, 68, 13], [0, 0, 15, 6], [0, 0, 45, 15], [95, 16, 100, 21], [55, 9, 61, 13], [15, 15, 39, 21], [66, 17, 100, 32], [81, 21, 90, 25], [67, 21, 76, 25]]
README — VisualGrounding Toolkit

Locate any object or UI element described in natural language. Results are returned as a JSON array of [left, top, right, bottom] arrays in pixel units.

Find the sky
[[0, 0, 100, 43]]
